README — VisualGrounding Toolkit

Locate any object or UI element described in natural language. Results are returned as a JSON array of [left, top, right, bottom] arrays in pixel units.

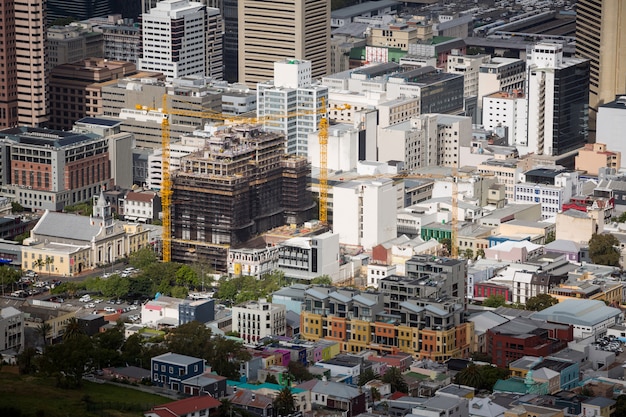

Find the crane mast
[[318, 98, 329, 225], [161, 94, 172, 262]]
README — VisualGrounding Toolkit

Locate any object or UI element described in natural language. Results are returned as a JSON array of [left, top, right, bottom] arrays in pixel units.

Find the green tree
[[13, 231, 29, 244], [167, 321, 213, 359], [93, 324, 125, 369], [455, 364, 484, 388], [44, 256, 53, 278], [615, 394, 626, 417], [40, 333, 94, 388], [464, 248, 474, 260], [206, 336, 251, 380], [476, 248, 485, 259], [440, 238, 452, 255], [525, 294, 559, 311], [480, 365, 509, 390], [121, 333, 145, 367], [100, 274, 130, 300], [129, 247, 159, 269], [63, 317, 83, 341], [589, 233, 621, 266], [381, 367, 408, 393], [175, 265, 199, 289], [0, 266, 20, 295], [264, 374, 279, 384], [171, 285, 189, 299], [33, 258, 45, 281], [545, 230, 556, 244], [311, 275, 332, 285], [358, 368, 380, 386], [17, 347, 38, 375], [288, 360, 314, 383], [11, 201, 25, 213], [618, 213, 626, 223], [273, 387, 296, 416], [482, 294, 507, 308], [37, 322, 52, 346]]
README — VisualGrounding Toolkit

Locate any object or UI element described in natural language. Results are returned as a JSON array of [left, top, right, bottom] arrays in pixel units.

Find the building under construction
[[171, 124, 315, 270]]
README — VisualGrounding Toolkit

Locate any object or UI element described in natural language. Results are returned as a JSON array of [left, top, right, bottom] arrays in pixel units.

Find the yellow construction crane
[[148, 94, 349, 261]]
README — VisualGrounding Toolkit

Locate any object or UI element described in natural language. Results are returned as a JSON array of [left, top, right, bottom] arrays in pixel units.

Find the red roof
[[126, 191, 156, 203], [147, 396, 221, 417]]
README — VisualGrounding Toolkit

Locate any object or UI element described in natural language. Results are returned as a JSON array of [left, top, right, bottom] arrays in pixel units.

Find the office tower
[[46, 25, 104, 70], [222, 0, 239, 82], [526, 42, 590, 157], [16, 0, 47, 127], [575, 0, 626, 136], [0, 0, 18, 128], [239, 0, 330, 86], [139, 0, 223, 80], [47, 0, 113, 25], [257, 59, 328, 156]]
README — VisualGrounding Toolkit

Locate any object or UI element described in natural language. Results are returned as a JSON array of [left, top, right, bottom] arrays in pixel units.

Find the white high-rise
[[139, 0, 223, 80], [257, 59, 328, 156], [332, 178, 397, 250]]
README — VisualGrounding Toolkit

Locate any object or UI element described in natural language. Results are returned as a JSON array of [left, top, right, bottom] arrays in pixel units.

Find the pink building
[[484, 240, 543, 263]]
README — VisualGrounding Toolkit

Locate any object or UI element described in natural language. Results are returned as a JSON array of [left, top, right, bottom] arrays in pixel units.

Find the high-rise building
[[238, 0, 330, 86], [16, 0, 47, 127], [170, 125, 313, 270], [575, 0, 626, 135], [0, 0, 18, 128], [139, 0, 223, 80], [257, 59, 328, 156], [526, 42, 590, 156], [46, 25, 104, 70], [46, 0, 113, 26], [48, 59, 138, 131]]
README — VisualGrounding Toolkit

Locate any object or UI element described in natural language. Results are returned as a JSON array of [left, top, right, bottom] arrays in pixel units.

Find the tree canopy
[[381, 367, 408, 393], [482, 294, 507, 308], [525, 294, 559, 311], [454, 364, 509, 392], [589, 233, 621, 266]]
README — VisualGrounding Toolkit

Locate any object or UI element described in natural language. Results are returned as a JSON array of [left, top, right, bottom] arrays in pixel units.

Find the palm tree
[[455, 364, 484, 389], [44, 256, 53, 278], [218, 398, 234, 417], [37, 322, 52, 346], [273, 386, 296, 417], [33, 258, 45, 282], [381, 367, 408, 393], [63, 317, 83, 341]]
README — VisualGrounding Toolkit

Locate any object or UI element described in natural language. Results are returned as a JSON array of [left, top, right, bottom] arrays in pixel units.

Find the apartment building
[[477, 158, 524, 202], [99, 17, 142, 63], [277, 232, 340, 282], [332, 178, 397, 250], [525, 42, 590, 156], [232, 299, 286, 344], [575, 143, 621, 176], [514, 168, 581, 220], [446, 52, 491, 98], [300, 285, 472, 361], [256, 59, 328, 156], [139, 0, 223, 80], [482, 90, 528, 149], [0, 307, 23, 352]]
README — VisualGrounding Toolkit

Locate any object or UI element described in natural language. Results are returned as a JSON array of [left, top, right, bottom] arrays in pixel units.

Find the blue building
[[178, 299, 215, 325], [151, 352, 205, 391]]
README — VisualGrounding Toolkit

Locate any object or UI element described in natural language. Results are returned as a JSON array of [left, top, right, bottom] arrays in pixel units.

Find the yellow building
[[368, 20, 418, 51], [555, 209, 604, 245], [22, 243, 91, 277]]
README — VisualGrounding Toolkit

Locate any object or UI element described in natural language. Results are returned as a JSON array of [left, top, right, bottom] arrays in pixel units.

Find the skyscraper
[[0, 0, 18, 128], [238, 0, 330, 86], [16, 0, 47, 127], [46, 0, 112, 25], [525, 42, 590, 157], [576, 0, 626, 135], [139, 0, 223, 80]]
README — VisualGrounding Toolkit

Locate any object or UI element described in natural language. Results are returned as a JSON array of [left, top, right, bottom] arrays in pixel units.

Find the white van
[[79, 295, 92, 302]]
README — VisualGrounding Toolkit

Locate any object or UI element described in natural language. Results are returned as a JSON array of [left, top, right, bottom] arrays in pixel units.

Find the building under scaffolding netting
[[171, 124, 315, 270]]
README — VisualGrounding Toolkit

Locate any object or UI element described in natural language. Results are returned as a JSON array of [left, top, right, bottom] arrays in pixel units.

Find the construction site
[[170, 124, 315, 270]]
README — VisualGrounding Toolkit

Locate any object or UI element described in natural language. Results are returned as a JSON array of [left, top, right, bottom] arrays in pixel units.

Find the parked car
[[104, 307, 115, 313]]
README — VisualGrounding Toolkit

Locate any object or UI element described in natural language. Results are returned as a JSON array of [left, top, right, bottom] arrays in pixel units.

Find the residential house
[[230, 389, 273, 417], [144, 396, 221, 417], [581, 397, 616, 417], [180, 373, 227, 398], [151, 353, 205, 391], [297, 378, 366, 417]]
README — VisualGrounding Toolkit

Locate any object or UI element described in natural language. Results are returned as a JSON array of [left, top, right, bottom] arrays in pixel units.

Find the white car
[[86, 303, 95, 308], [129, 305, 138, 311], [104, 307, 116, 313]]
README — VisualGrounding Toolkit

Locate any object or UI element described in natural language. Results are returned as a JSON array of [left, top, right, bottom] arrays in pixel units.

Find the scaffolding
[[170, 125, 313, 270]]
